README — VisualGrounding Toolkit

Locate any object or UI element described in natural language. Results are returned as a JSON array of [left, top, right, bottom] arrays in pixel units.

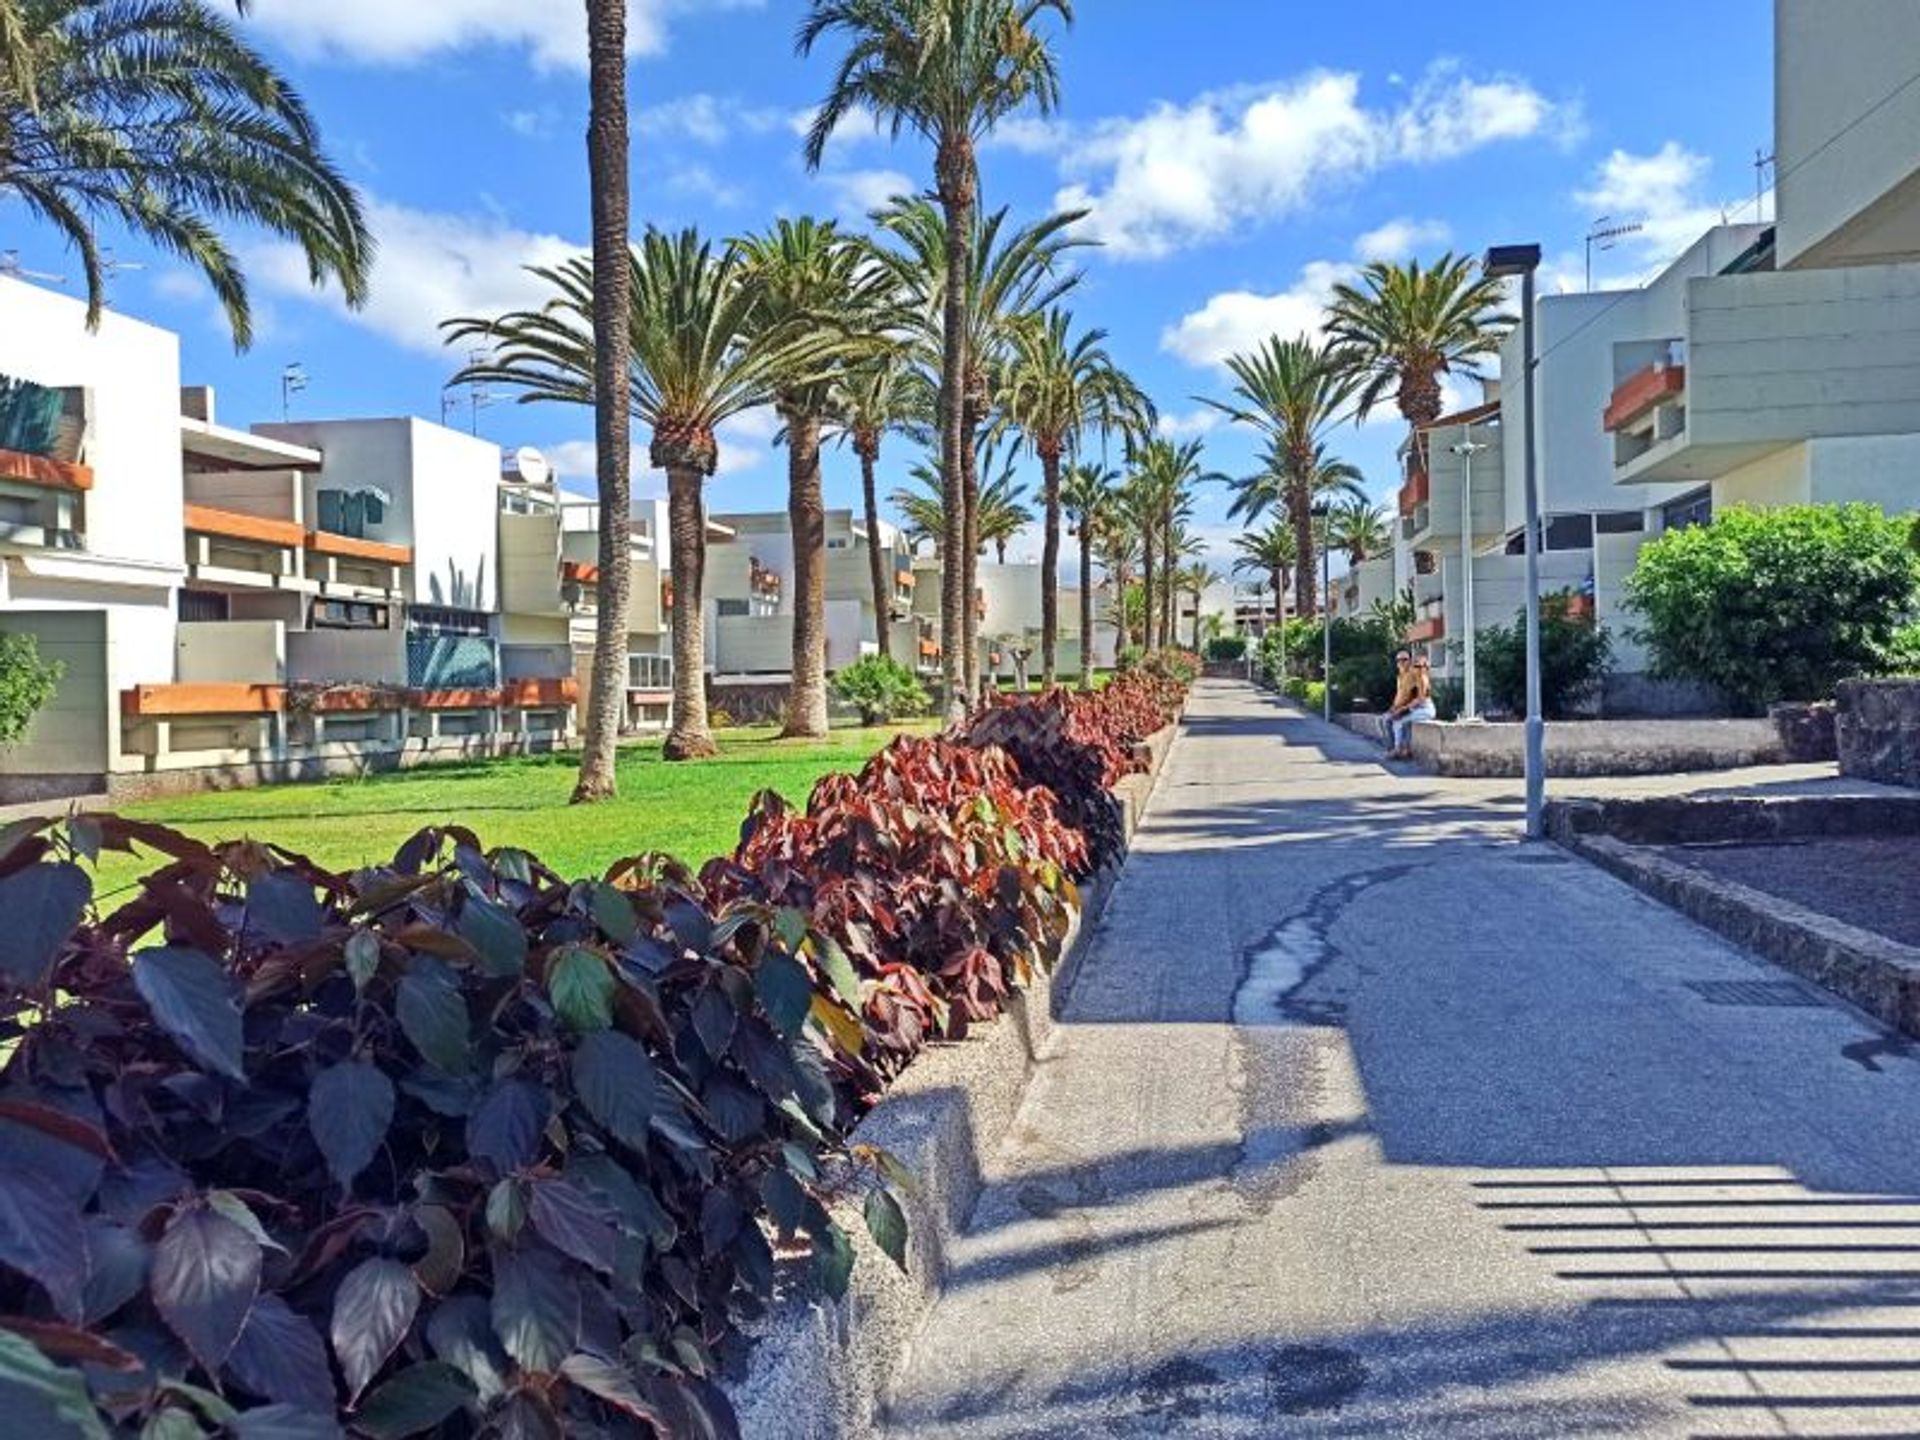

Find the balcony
[[184, 503, 310, 591], [1396, 467, 1430, 518], [1604, 361, 1687, 435], [1407, 614, 1445, 644]]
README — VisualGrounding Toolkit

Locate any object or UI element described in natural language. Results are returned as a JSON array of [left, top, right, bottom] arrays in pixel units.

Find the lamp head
[[1483, 243, 1542, 278]]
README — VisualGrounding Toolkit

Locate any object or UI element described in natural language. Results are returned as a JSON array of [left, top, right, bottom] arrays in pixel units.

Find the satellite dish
[[507, 446, 551, 488]]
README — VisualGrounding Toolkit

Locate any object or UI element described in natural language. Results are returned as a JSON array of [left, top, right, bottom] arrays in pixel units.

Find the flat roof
[[180, 416, 323, 471]]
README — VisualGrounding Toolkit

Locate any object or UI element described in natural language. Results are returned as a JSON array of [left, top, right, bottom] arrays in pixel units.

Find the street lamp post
[[1449, 437, 1491, 719], [1316, 505, 1332, 723], [1484, 243, 1546, 840]]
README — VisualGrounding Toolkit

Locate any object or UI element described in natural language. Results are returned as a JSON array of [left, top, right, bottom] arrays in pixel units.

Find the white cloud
[[1155, 408, 1223, 440], [666, 164, 747, 208], [1161, 258, 1350, 368], [636, 94, 786, 146], [249, 197, 584, 356], [1555, 141, 1769, 292], [820, 168, 916, 222], [787, 104, 889, 159], [1354, 216, 1452, 262], [251, 0, 762, 70], [502, 108, 560, 140], [1055, 63, 1567, 259], [546, 408, 773, 496]]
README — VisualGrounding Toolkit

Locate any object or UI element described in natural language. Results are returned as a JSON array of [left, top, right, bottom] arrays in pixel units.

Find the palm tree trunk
[[1079, 526, 1095, 689], [960, 402, 983, 703], [1290, 487, 1316, 620], [663, 466, 717, 761], [782, 412, 829, 739], [859, 439, 891, 663], [935, 141, 973, 722], [571, 0, 631, 804], [1160, 518, 1176, 648], [1140, 530, 1156, 653], [1039, 449, 1061, 687]]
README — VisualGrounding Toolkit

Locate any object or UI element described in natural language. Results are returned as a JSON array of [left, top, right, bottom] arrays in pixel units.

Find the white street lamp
[[1449, 437, 1491, 719]]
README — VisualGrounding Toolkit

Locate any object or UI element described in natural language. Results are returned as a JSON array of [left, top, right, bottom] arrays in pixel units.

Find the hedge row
[[0, 671, 1187, 1440]]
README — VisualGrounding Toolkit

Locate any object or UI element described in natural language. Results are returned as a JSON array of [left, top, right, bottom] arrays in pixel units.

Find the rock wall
[[1837, 678, 1920, 788]]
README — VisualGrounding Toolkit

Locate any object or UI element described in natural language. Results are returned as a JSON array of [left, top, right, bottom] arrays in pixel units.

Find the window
[[410, 605, 490, 636], [826, 537, 851, 551], [716, 598, 750, 619], [315, 487, 389, 539], [1662, 488, 1713, 533], [1595, 511, 1646, 535], [178, 590, 229, 622], [312, 599, 389, 630], [1543, 514, 1595, 552]]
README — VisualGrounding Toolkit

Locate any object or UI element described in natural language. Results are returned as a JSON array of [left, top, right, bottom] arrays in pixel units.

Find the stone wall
[[1837, 678, 1920, 788], [1412, 718, 1784, 778]]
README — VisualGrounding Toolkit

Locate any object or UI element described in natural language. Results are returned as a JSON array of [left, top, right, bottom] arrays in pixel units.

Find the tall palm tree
[[889, 462, 949, 552], [1325, 499, 1392, 566], [801, 0, 1072, 717], [868, 197, 1083, 706], [998, 309, 1153, 684], [1325, 253, 1512, 430], [447, 230, 829, 762], [1225, 439, 1365, 526], [1062, 462, 1116, 688], [975, 451, 1034, 565], [836, 352, 922, 662], [1125, 439, 1212, 650], [1181, 561, 1221, 650], [1204, 335, 1356, 616], [1233, 522, 1295, 633], [737, 217, 889, 739], [1, 0, 371, 346]]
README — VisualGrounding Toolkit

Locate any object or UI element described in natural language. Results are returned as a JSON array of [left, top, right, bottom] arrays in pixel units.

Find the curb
[[1549, 798, 1920, 1037], [725, 715, 1183, 1439]]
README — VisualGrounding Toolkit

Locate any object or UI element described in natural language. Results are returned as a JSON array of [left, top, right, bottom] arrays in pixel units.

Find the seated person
[[1386, 651, 1436, 759]]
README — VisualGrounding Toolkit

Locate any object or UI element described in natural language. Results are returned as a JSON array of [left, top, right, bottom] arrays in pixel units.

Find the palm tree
[[998, 309, 1152, 685], [1325, 499, 1392, 566], [1181, 562, 1221, 650], [1203, 335, 1356, 616], [1062, 462, 1116, 688], [2, 0, 371, 346], [737, 217, 889, 739], [889, 463, 950, 552], [801, 0, 1072, 716], [1325, 253, 1512, 430], [893, 453, 1029, 563], [1233, 522, 1295, 633], [977, 467, 1034, 565], [1225, 439, 1365, 526], [868, 197, 1084, 707], [837, 353, 922, 662], [1125, 439, 1212, 650], [447, 230, 829, 762]]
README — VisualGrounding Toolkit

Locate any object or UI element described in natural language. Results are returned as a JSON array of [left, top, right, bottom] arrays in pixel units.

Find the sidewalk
[[883, 678, 1920, 1439]]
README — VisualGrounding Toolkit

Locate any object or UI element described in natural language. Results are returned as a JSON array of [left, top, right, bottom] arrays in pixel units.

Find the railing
[[1604, 360, 1687, 434], [406, 634, 500, 690], [628, 653, 673, 691], [1397, 467, 1430, 517]]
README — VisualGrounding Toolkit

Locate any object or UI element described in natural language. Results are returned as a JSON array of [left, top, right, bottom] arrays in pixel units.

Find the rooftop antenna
[[1584, 216, 1643, 292], [1754, 148, 1776, 222], [466, 350, 499, 436], [0, 250, 67, 285], [281, 362, 308, 423], [440, 391, 460, 427]]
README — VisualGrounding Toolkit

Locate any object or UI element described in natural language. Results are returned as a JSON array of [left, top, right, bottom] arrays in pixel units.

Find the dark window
[[410, 605, 490, 635], [1662, 488, 1713, 532], [312, 599, 388, 629], [1596, 510, 1646, 535], [716, 598, 750, 619], [178, 590, 229, 622], [1544, 514, 1595, 551]]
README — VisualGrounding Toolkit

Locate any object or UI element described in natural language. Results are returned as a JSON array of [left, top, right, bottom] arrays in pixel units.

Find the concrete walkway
[[884, 679, 1920, 1439]]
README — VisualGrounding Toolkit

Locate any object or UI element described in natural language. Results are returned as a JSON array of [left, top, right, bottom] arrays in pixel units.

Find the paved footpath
[[884, 679, 1920, 1439]]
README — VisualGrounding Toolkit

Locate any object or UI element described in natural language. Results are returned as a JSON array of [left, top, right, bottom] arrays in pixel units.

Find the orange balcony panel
[[0, 446, 92, 492], [919, 638, 940, 659], [1407, 615, 1445, 644], [499, 677, 579, 708], [123, 683, 285, 717], [561, 560, 600, 585], [895, 569, 917, 589], [1563, 594, 1596, 622], [1604, 363, 1686, 433], [184, 503, 304, 548], [303, 686, 403, 714], [307, 530, 413, 565], [1397, 467, 1430, 518]]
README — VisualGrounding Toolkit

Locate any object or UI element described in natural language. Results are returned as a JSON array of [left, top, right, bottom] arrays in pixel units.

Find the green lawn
[[87, 722, 936, 904]]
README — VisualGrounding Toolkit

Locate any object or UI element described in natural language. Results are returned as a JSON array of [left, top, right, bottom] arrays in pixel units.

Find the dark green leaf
[[352, 1360, 475, 1440], [206, 1193, 285, 1255], [589, 885, 637, 944], [772, 908, 808, 952], [570, 1031, 656, 1151], [810, 934, 862, 1011], [489, 1247, 577, 1375], [247, 872, 325, 944], [330, 1257, 418, 1401], [759, 1168, 805, 1235], [457, 893, 526, 978], [864, 1188, 909, 1271], [466, 1080, 548, 1175], [140, 1406, 207, 1440], [559, 1353, 665, 1425], [0, 1329, 109, 1439], [527, 1179, 615, 1276], [308, 1060, 394, 1190], [410, 1205, 464, 1296], [0, 1170, 86, 1321], [0, 862, 89, 989], [396, 961, 471, 1074], [133, 948, 245, 1081], [753, 951, 813, 1038], [485, 1179, 526, 1243], [689, 988, 736, 1058], [225, 1293, 333, 1413], [0, 1086, 106, 1203], [812, 1222, 855, 1300], [424, 1295, 509, 1403], [228, 1404, 344, 1440], [151, 1205, 260, 1372], [545, 947, 613, 1033], [344, 932, 381, 991], [80, 1218, 149, 1324], [699, 1075, 764, 1144]]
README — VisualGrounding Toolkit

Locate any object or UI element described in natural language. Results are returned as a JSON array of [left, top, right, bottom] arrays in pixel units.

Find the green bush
[[1889, 621, 1920, 676], [1116, 645, 1145, 674], [1625, 504, 1920, 712], [832, 655, 930, 725], [1204, 635, 1247, 663], [1140, 649, 1199, 686], [0, 631, 62, 745], [1475, 591, 1614, 719]]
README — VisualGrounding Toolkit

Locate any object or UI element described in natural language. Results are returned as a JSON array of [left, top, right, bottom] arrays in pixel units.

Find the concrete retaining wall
[[1837, 678, 1920, 788], [724, 718, 1179, 1438], [1412, 718, 1783, 777]]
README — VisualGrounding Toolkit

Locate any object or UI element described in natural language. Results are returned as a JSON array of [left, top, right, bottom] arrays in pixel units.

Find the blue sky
[[12, 1, 1775, 568]]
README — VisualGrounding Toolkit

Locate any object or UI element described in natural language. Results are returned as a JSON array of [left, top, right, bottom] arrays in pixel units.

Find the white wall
[[1776, 0, 1920, 270], [0, 610, 109, 778], [177, 620, 286, 684], [286, 627, 407, 686]]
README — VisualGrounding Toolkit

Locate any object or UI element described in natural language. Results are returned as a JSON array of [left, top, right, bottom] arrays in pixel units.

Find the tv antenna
[[0, 250, 66, 286], [1585, 216, 1644, 291], [281, 362, 309, 423], [464, 350, 500, 436]]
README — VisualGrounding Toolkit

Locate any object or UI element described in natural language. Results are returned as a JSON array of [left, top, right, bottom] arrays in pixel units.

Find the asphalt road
[[883, 679, 1920, 1439]]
